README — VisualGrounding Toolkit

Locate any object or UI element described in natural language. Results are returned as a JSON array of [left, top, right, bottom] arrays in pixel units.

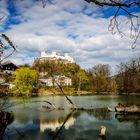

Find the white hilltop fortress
[[40, 116, 75, 132], [40, 50, 75, 63]]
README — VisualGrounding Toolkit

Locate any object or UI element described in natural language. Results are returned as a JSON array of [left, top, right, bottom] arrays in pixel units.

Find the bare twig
[[41, 0, 55, 8], [0, 34, 16, 64], [43, 100, 57, 108], [48, 66, 75, 107], [55, 81, 75, 106], [83, 1, 140, 48], [85, 0, 140, 8]]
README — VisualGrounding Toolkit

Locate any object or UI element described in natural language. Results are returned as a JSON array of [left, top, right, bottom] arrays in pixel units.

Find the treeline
[[33, 60, 113, 93], [32, 56, 140, 94], [87, 56, 140, 94], [88, 64, 115, 93], [115, 57, 140, 93], [32, 59, 89, 91]]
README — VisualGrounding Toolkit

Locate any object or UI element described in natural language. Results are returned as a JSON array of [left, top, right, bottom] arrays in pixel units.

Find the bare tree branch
[[83, 0, 140, 48], [85, 0, 140, 8], [48, 65, 75, 107], [41, 0, 55, 8], [0, 34, 16, 64], [41, 0, 140, 48]]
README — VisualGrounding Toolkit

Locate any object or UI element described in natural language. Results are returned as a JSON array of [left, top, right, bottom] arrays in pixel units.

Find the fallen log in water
[[42, 105, 65, 110], [70, 107, 95, 111], [42, 100, 112, 112], [42, 105, 110, 113], [42, 106, 94, 111], [115, 104, 140, 114], [107, 107, 114, 112]]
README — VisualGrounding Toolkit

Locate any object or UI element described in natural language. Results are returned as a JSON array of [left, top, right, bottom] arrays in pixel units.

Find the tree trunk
[[78, 76, 81, 92]]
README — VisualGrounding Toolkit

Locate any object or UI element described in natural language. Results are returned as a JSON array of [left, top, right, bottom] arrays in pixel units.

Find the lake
[[1, 95, 140, 140]]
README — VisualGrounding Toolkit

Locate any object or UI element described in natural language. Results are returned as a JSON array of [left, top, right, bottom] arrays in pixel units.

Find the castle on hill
[[39, 51, 75, 63], [32, 51, 75, 86]]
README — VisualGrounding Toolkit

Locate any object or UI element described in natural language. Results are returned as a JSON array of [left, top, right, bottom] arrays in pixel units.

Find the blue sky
[[0, 0, 140, 73]]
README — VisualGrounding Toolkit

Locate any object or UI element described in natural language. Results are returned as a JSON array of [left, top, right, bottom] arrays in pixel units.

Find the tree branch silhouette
[[85, 0, 140, 48]]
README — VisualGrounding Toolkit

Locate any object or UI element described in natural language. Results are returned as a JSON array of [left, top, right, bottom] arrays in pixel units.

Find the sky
[[0, 0, 140, 73]]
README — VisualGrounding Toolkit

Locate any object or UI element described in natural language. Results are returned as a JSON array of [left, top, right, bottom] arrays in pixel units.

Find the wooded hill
[[32, 56, 140, 94]]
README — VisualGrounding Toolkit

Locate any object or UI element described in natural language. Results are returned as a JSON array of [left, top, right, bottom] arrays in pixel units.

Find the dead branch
[[49, 67, 75, 107], [0, 34, 16, 64], [43, 100, 57, 108], [55, 81, 75, 106], [85, 0, 140, 8]]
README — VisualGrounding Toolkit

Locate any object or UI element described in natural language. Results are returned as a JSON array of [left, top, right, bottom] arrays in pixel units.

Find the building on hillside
[[0, 61, 17, 92], [39, 75, 72, 87], [0, 61, 18, 74], [33, 51, 75, 66], [32, 51, 75, 78], [41, 51, 75, 63], [0, 82, 15, 89]]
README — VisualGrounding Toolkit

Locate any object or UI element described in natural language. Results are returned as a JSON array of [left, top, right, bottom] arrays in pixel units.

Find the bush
[[13, 67, 39, 95]]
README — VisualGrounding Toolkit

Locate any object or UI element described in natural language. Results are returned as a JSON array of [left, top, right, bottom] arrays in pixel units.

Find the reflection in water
[[0, 111, 14, 139], [40, 115, 75, 132], [115, 114, 140, 130], [6, 109, 140, 140], [87, 108, 112, 120], [116, 114, 140, 122], [2, 95, 140, 140]]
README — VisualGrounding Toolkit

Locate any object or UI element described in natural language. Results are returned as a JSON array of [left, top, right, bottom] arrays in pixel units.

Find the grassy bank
[[38, 87, 93, 96], [1, 87, 140, 97]]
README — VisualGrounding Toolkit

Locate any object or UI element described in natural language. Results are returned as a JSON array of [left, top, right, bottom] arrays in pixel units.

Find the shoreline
[[5, 92, 140, 97], [36, 92, 140, 96], [1, 89, 140, 97]]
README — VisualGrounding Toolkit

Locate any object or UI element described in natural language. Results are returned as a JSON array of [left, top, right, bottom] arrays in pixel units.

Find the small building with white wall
[[39, 75, 72, 87]]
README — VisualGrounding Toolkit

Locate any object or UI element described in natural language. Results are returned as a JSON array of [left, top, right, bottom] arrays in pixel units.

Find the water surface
[[1, 95, 140, 140]]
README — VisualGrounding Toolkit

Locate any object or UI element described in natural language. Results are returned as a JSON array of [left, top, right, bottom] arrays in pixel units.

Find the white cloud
[[1, 0, 139, 74]]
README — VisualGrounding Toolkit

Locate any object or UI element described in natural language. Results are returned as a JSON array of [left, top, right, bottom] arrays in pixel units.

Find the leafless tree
[[116, 55, 140, 93]]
